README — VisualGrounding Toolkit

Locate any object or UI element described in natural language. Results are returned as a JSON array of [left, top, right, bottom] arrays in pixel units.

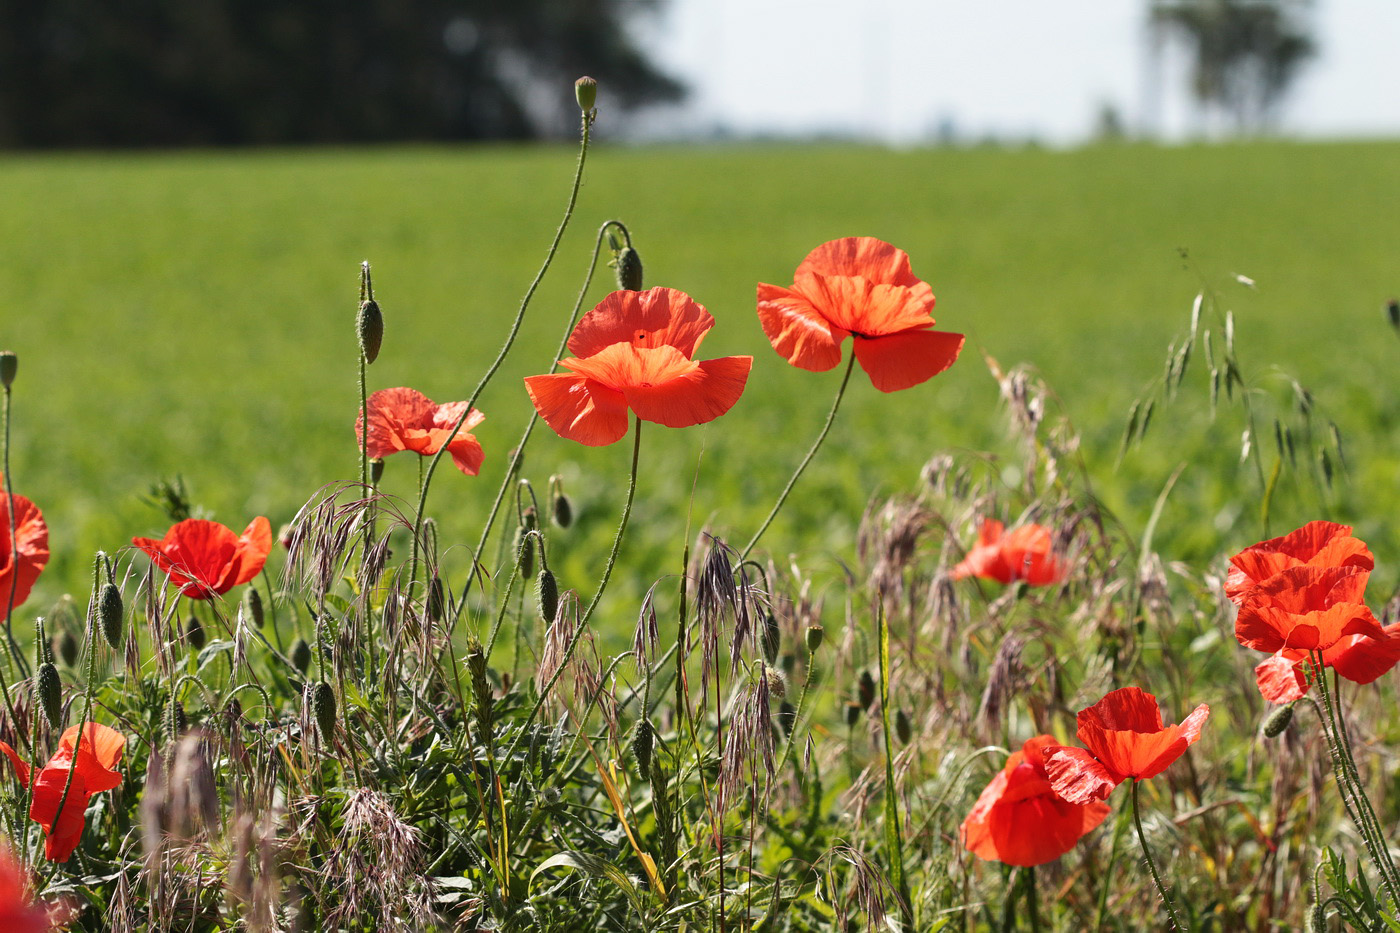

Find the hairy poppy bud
[[804, 624, 824, 654], [427, 574, 445, 624], [290, 637, 312, 675], [1309, 901, 1325, 932], [615, 246, 643, 291], [552, 493, 573, 529], [1263, 702, 1294, 738], [536, 568, 558, 624], [0, 351, 15, 389], [243, 587, 264, 629], [99, 582, 124, 650], [370, 457, 385, 484], [632, 718, 654, 781], [312, 681, 336, 739], [844, 701, 862, 728], [36, 662, 62, 729], [357, 298, 383, 364], [857, 671, 876, 712], [56, 630, 79, 668], [895, 708, 913, 745], [167, 699, 187, 740], [186, 615, 206, 650], [1388, 298, 1400, 331], [778, 700, 797, 735], [574, 76, 597, 112], [762, 612, 781, 665]]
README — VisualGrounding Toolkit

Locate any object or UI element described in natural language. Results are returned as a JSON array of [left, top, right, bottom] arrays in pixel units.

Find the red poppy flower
[[951, 519, 1064, 586], [0, 723, 126, 863], [0, 842, 51, 932], [1226, 520, 1373, 605], [1234, 564, 1381, 656], [1043, 687, 1209, 805], [756, 237, 963, 392], [524, 287, 752, 447], [133, 516, 272, 600], [961, 735, 1111, 866], [355, 387, 486, 476], [0, 480, 49, 611]]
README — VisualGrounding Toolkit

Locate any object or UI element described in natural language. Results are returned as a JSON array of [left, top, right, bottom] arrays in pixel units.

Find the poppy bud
[[632, 718, 654, 781], [761, 612, 781, 665], [778, 700, 797, 735], [167, 699, 187, 740], [552, 493, 573, 529], [0, 351, 15, 388], [1263, 702, 1295, 738], [312, 681, 337, 739], [357, 298, 383, 364], [1388, 299, 1400, 331], [36, 662, 62, 729], [427, 574, 445, 623], [615, 246, 643, 291], [56, 630, 79, 668], [522, 504, 538, 532], [515, 527, 535, 578], [857, 671, 876, 711], [290, 637, 312, 675], [574, 76, 597, 112], [186, 616, 207, 650], [243, 587, 264, 629], [1309, 901, 1325, 932], [844, 701, 862, 728], [895, 708, 912, 744], [370, 458, 385, 484], [804, 624, 824, 654], [99, 582, 124, 650], [536, 568, 558, 624]]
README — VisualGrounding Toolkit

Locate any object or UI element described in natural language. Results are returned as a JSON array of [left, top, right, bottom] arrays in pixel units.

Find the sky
[[630, 0, 1400, 145]]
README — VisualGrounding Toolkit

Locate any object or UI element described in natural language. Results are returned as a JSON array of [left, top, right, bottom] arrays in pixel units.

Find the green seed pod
[[761, 612, 781, 665], [99, 582, 124, 650], [895, 708, 913, 745], [552, 493, 573, 529], [615, 246, 643, 291], [536, 568, 559, 624], [574, 76, 598, 112], [804, 624, 824, 654], [427, 574, 445, 624], [844, 701, 862, 728], [243, 588, 264, 629], [857, 670, 876, 711], [186, 615, 207, 650], [312, 681, 337, 739], [1263, 702, 1295, 738], [0, 351, 16, 389], [357, 298, 383, 364], [369, 457, 385, 484], [36, 662, 62, 729], [290, 637, 312, 675], [632, 718, 654, 781], [55, 630, 79, 668]]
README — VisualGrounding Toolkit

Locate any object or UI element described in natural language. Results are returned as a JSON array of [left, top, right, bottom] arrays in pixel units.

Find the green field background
[[3, 139, 1399, 633]]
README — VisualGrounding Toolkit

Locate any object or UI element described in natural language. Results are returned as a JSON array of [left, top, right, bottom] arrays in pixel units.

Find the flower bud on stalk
[[186, 615, 206, 650], [804, 624, 824, 654], [574, 76, 598, 113], [36, 662, 62, 729], [427, 574, 445, 624], [632, 718, 654, 781], [167, 699, 187, 740], [536, 568, 558, 624], [552, 493, 573, 529], [290, 637, 312, 675], [895, 708, 913, 744], [844, 701, 862, 728], [615, 247, 643, 291], [243, 588, 264, 629], [99, 583, 124, 650], [515, 527, 535, 578], [0, 351, 16, 388], [56, 631, 79, 668], [357, 299, 383, 364], [857, 670, 876, 711], [312, 681, 337, 740], [761, 612, 781, 665], [1263, 702, 1295, 738]]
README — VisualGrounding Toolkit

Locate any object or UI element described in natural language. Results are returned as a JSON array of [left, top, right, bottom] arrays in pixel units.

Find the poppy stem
[[741, 351, 857, 561], [2, 384, 29, 675], [409, 106, 596, 598], [1130, 778, 1186, 930], [1024, 865, 1041, 933]]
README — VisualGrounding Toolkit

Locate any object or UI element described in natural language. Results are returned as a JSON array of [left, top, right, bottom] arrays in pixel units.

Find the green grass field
[[4, 138, 1400, 620]]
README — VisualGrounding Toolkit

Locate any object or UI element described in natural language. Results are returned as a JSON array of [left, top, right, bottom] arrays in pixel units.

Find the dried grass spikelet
[[633, 582, 662, 673], [167, 730, 220, 839], [536, 590, 579, 703], [322, 788, 437, 931], [977, 633, 1025, 742], [719, 664, 777, 807], [819, 845, 902, 933], [860, 496, 932, 608]]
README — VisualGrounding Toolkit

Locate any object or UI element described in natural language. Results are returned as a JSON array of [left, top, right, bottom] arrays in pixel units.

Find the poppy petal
[[0, 492, 48, 611], [851, 329, 965, 393], [1078, 686, 1165, 734], [755, 283, 848, 372], [988, 793, 1111, 867], [793, 274, 936, 337], [357, 387, 436, 458], [1043, 745, 1122, 804], [1327, 624, 1400, 685], [1254, 654, 1309, 703], [524, 373, 631, 447], [568, 287, 715, 359], [0, 741, 30, 787], [622, 355, 752, 429], [795, 237, 932, 292]]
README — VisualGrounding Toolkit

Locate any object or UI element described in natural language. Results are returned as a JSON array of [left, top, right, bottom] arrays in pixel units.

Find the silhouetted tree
[[1150, 0, 1314, 133], [0, 0, 684, 147]]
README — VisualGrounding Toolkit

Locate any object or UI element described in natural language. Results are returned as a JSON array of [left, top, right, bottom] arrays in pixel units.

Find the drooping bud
[[36, 662, 62, 729], [895, 708, 913, 745], [857, 671, 876, 711], [357, 299, 383, 364], [99, 582, 124, 650], [185, 616, 207, 650], [761, 612, 781, 665], [0, 351, 15, 389], [290, 637, 312, 675], [552, 493, 573, 529], [1309, 901, 1326, 933], [574, 76, 598, 113], [1263, 702, 1295, 738], [56, 630, 79, 668], [167, 699, 187, 740], [312, 681, 337, 740], [615, 247, 643, 291], [804, 624, 824, 654], [536, 568, 559, 624], [243, 588, 264, 629], [427, 574, 445, 624], [632, 718, 654, 781], [370, 458, 385, 484]]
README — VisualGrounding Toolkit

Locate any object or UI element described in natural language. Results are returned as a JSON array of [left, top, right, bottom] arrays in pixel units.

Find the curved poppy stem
[[1130, 778, 1186, 931], [504, 416, 641, 762], [741, 352, 857, 561], [408, 108, 596, 596]]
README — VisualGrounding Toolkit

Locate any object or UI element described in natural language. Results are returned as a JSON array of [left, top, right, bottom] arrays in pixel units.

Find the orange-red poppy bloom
[[0, 723, 126, 863], [1043, 687, 1209, 805], [356, 387, 486, 476], [1253, 622, 1400, 703], [1226, 520, 1373, 606], [1234, 564, 1382, 656], [961, 735, 1111, 866], [133, 517, 272, 600], [524, 287, 752, 447], [0, 480, 49, 611], [951, 519, 1064, 586], [756, 237, 963, 392], [0, 842, 52, 932]]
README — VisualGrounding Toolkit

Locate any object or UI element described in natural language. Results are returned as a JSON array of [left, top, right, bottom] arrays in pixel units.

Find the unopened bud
[[615, 246, 643, 291], [99, 583, 124, 650], [895, 708, 913, 744], [1309, 901, 1325, 932], [804, 624, 824, 654], [312, 681, 337, 739], [56, 630, 79, 668], [186, 615, 206, 650], [1388, 298, 1400, 331], [370, 458, 385, 484], [0, 351, 15, 389], [552, 493, 573, 529], [1263, 702, 1295, 738], [632, 718, 654, 781], [243, 588, 264, 629], [167, 700, 187, 740], [515, 527, 535, 578], [467, 641, 493, 736], [857, 671, 876, 711], [762, 612, 781, 665], [536, 568, 559, 624], [290, 637, 312, 674], [778, 700, 797, 735], [36, 662, 62, 729], [357, 299, 383, 364], [574, 76, 598, 112], [844, 701, 862, 728], [427, 575, 445, 623]]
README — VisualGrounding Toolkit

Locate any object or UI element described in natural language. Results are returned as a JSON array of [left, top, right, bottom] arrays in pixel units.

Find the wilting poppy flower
[[524, 287, 752, 447], [133, 516, 272, 600], [0, 480, 49, 611], [0, 842, 52, 932], [1234, 564, 1381, 656], [355, 387, 486, 477], [961, 735, 1111, 866], [0, 723, 126, 863], [951, 519, 1064, 586], [1043, 687, 1209, 805], [756, 237, 963, 392], [1226, 520, 1373, 605]]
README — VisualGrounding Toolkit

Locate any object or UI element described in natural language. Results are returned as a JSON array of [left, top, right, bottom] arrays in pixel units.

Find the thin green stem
[[3, 386, 29, 674], [1130, 778, 1185, 931], [741, 352, 857, 560], [1025, 865, 1041, 933]]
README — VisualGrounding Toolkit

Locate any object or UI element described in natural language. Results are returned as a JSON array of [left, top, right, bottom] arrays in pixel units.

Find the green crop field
[[3, 138, 1400, 624]]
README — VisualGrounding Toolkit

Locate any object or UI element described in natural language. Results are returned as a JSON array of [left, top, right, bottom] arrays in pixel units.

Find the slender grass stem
[[1130, 778, 1185, 930], [741, 352, 857, 560], [1093, 801, 1129, 931]]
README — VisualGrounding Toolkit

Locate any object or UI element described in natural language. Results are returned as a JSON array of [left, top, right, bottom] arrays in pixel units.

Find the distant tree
[[1149, 0, 1315, 133], [0, 0, 684, 148]]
